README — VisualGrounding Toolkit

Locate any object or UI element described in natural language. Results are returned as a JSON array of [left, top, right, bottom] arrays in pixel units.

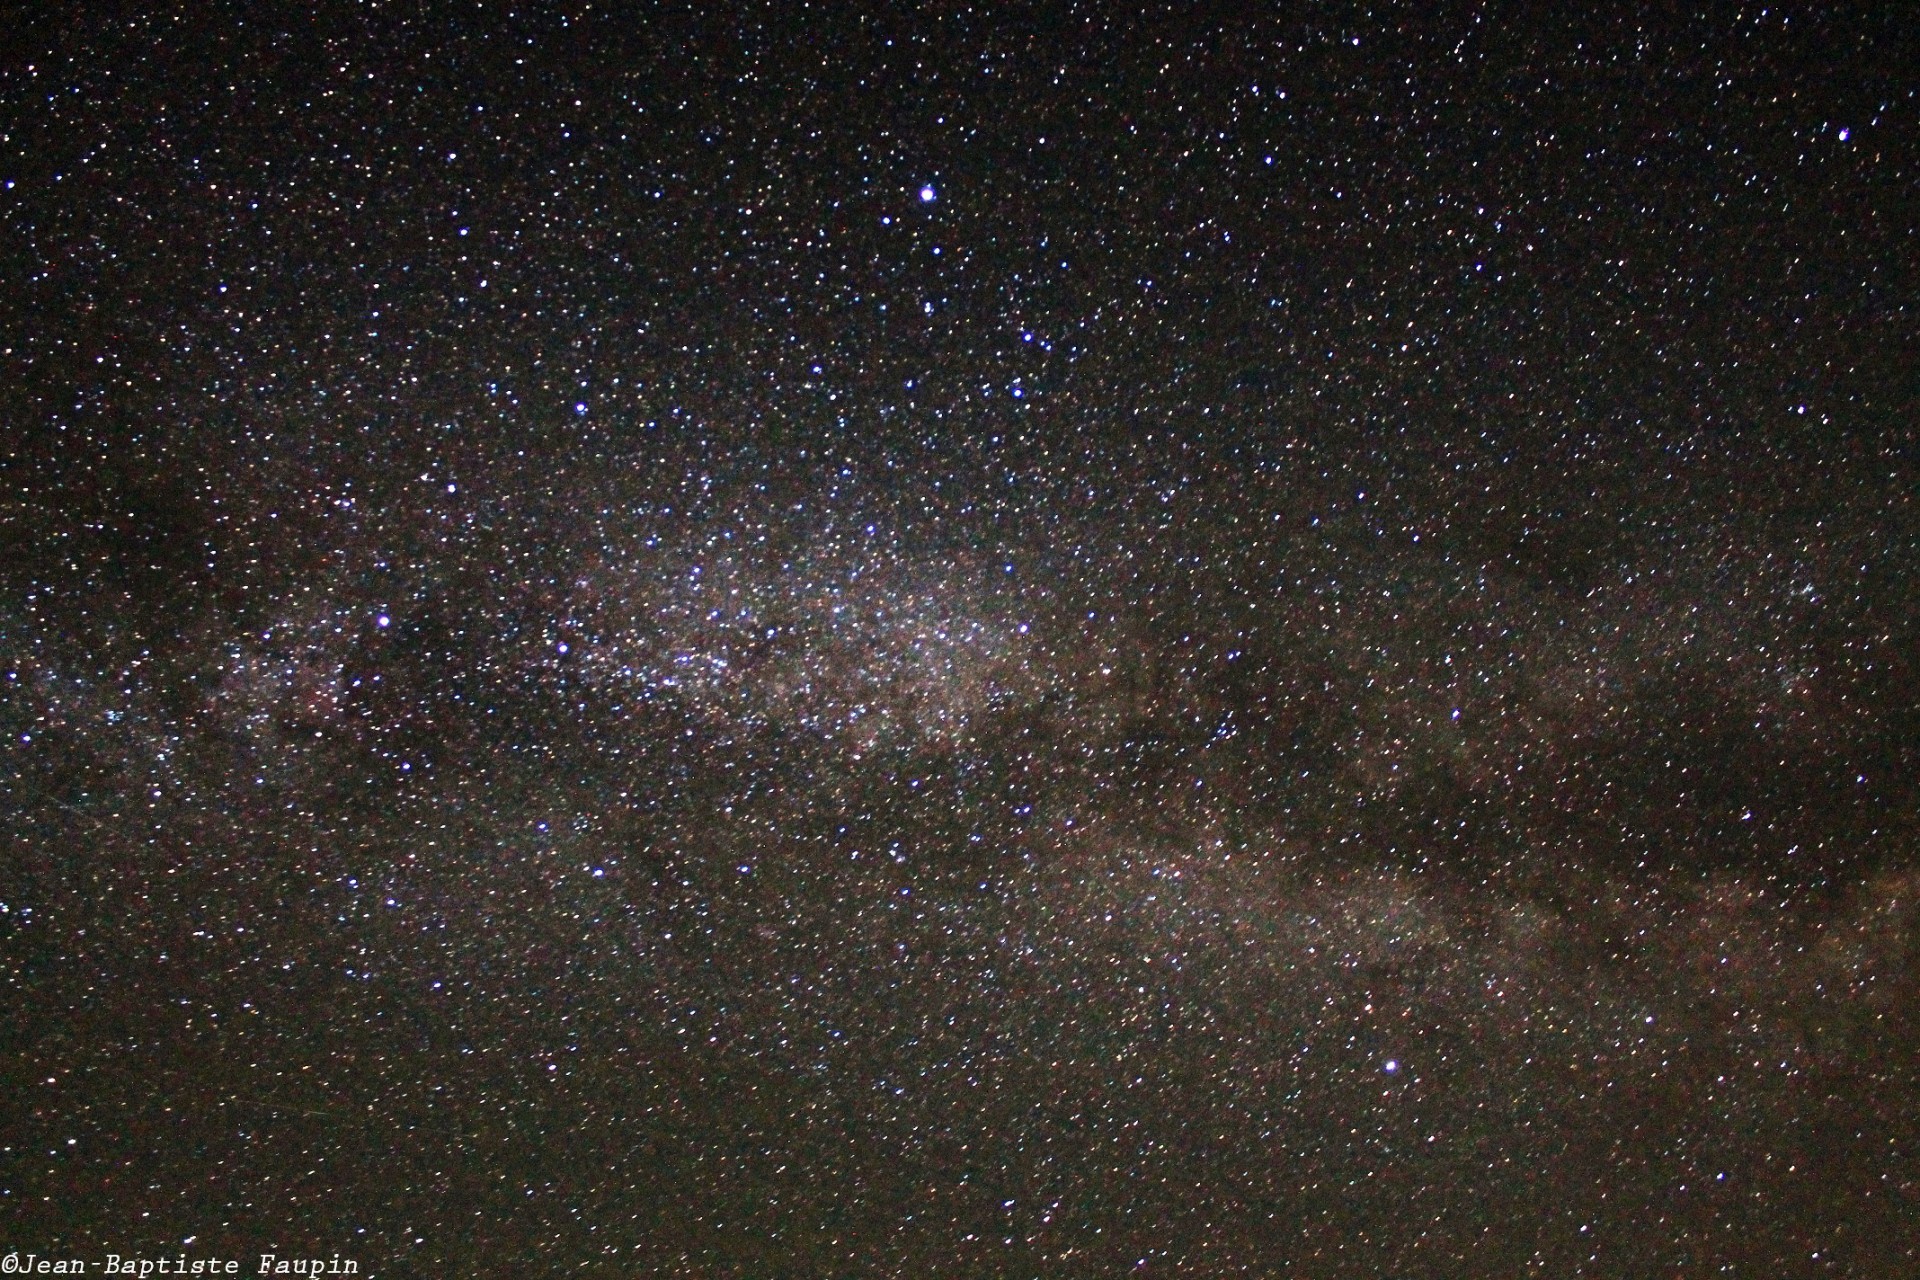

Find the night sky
[[4, 4, 1917, 1276]]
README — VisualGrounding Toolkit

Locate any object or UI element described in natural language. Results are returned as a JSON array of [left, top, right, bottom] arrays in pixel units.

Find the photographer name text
[[3, 1257, 357, 1277]]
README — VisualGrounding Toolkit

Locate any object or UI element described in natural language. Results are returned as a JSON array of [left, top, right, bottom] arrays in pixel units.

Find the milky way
[[3, 6, 1917, 1276]]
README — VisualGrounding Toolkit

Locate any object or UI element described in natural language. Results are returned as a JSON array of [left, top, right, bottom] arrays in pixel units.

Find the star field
[[3, 4, 1917, 1276]]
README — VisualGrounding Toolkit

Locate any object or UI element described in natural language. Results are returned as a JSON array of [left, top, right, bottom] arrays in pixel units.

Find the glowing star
[[919, 185, 937, 203]]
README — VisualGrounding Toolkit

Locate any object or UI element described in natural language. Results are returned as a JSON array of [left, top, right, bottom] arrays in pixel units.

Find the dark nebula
[[3, 5, 1916, 1276]]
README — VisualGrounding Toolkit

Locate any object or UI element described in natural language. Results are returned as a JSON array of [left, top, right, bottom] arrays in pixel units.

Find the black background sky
[[3, 3, 1917, 1276]]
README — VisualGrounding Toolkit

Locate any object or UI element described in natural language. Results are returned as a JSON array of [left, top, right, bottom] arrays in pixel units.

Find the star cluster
[[3, 5, 1916, 1276]]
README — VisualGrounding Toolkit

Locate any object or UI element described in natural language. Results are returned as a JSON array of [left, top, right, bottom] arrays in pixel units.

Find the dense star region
[[3, 4, 1917, 1276]]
